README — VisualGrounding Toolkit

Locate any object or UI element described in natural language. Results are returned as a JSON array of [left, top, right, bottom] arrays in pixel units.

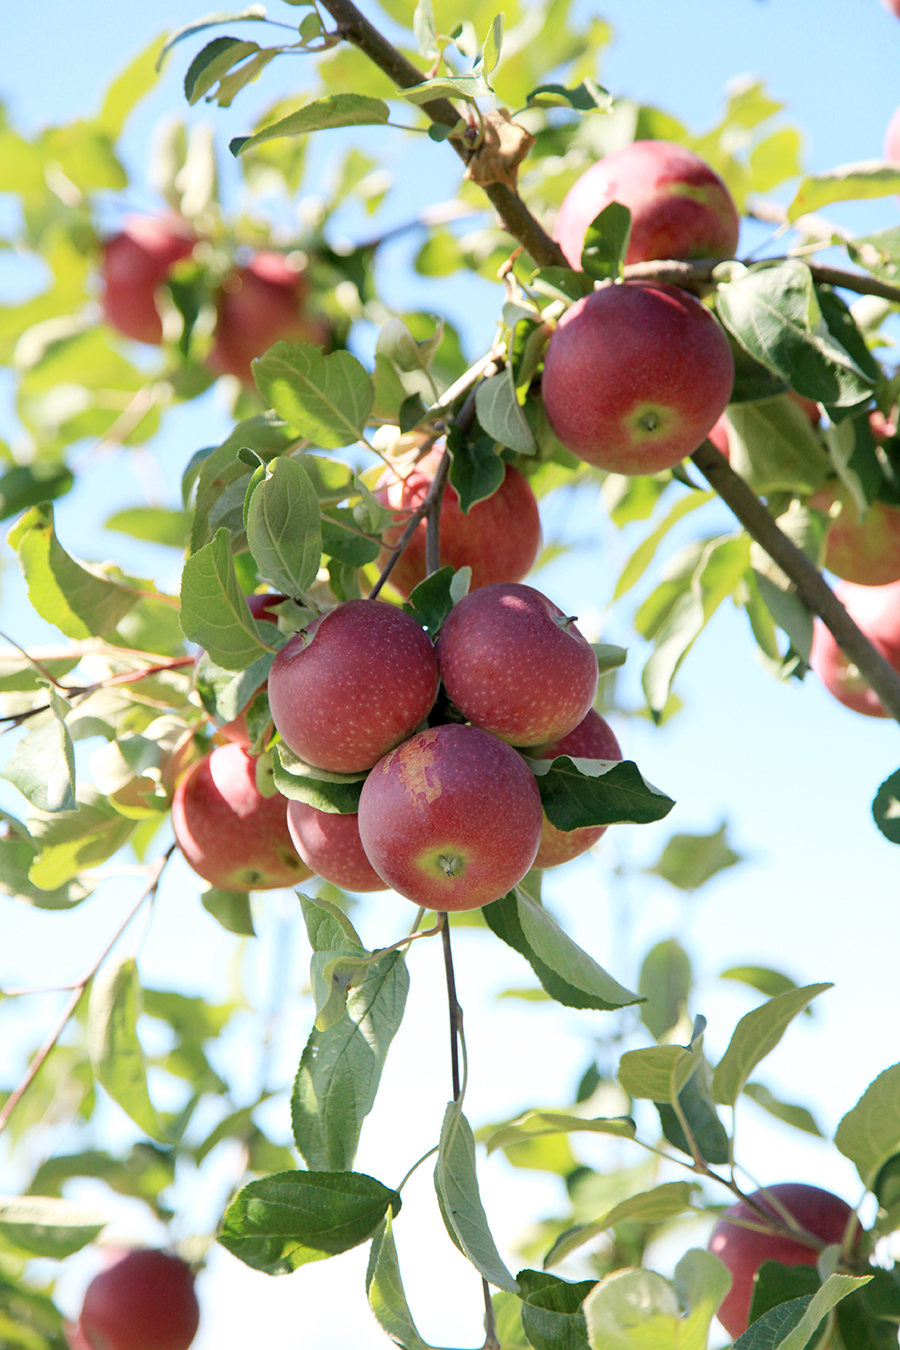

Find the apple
[[540, 280, 735, 476], [216, 591, 287, 747], [268, 599, 440, 773], [436, 582, 598, 747], [709, 1183, 853, 1338], [102, 215, 196, 344], [208, 251, 329, 384], [374, 447, 542, 599], [553, 139, 740, 270], [357, 724, 543, 910], [882, 0, 900, 19], [810, 578, 900, 717], [286, 800, 387, 892], [72, 1248, 200, 1350], [528, 709, 622, 868], [172, 742, 313, 890], [812, 485, 900, 586], [707, 412, 731, 459]]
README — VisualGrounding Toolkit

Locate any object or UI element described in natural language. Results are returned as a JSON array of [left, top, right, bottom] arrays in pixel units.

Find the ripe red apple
[[357, 724, 543, 910], [268, 599, 439, 773], [216, 592, 286, 747], [374, 447, 542, 599], [436, 582, 598, 747], [529, 709, 622, 868], [540, 280, 735, 475], [812, 485, 900, 586], [208, 251, 328, 384], [553, 140, 739, 270], [102, 215, 196, 344], [286, 800, 387, 892], [810, 579, 900, 717], [707, 412, 731, 459], [709, 1183, 853, 1339], [172, 743, 312, 890], [71, 1248, 200, 1350]]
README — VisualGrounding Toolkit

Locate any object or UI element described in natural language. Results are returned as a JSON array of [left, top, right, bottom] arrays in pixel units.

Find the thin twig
[[482, 1278, 500, 1350], [621, 255, 900, 306], [368, 445, 452, 599], [0, 630, 70, 689], [440, 915, 462, 1101]]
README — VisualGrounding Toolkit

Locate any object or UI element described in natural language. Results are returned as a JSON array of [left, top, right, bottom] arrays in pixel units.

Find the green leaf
[[613, 493, 713, 601], [194, 651, 274, 728], [87, 957, 168, 1143], [180, 528, 276, 670], [638, 940, 692, 1043], [403, 566, 458, 638], [737, 1274, 872, 1350], [1, 688, 76, 814], [748, 1261, 821, 1330], [733, 1297, 812, 1350], [544, 1183, 699, 1269], [253, 344, 374, 448], [99, 35, 163, 136], [618, 1044, 701, 1105], [246, 456, 322, 597], [184, 36, 258, 104], [711, 983, 832, 1107], [719, 965, 806, 1001], [0, 1196, 108, 1260], [475, 367, 536, 455], [446, 428, 505, 514], [8, 504, 139, 639], [531, 756, 675, 829], [27, 788, 134, 890], [583, 1249, 731, 1350], [271, 745, 365, 814], [525, 79, 611, 112], [581, 202, 632, 283], [401, 72, 494, 104], [483, 891, 640, 1011], [873, 769, 900, 846], [366, 1212, 440, 1350], [656, 1069, 730, 1166], [0, 463, 73, 522], [105, 507, 192, 548], [749, 128, 803, 194], [157, 6, 267, 68], [847, 227, 900, 285], [201, 888, 256, 936], [835, 1063, 900, 1186], [743, 1083, 822, 1136], [716, 263, 875, 408], [231, 94, 390, 155], [434, 1103, 519, 1292], [0, 812, 92, 909], [479, 12, 504, 75], [517, 1269, 597, 1350], [645, 824, 741, 892], [293, 937, 408, 1171], [483, 1111, 636, 1156], [787, 161, 900, 221], [218, 1170, 400, 1274], [725, 397, 831, 496]]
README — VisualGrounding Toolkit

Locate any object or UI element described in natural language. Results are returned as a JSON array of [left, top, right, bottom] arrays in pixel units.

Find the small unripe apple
[[810, 579, 900, 717], [209, 251, 328, 384], [709, 1183, 853, 1339], [374, 448, 542, 599], [268, 600, 440, 773], [216, 592, 286, 747], [436, 582, 598, 747], [102, 215, 196, 344], [357, 724, 543, 910], [286, 800, 387, 892], [553, 139, 739, 269], [529, 709, 622, 868], [172, 743, 312, 890], [540, 280, 735, 476], [73, 1247, 200, 1350]]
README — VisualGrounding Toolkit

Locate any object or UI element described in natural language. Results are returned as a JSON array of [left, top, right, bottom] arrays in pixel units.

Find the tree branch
[[621, 256, 900, 306]]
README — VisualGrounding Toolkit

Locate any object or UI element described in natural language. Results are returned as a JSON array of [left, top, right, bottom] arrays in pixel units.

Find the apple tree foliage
[[3, 2, 900, 1347]]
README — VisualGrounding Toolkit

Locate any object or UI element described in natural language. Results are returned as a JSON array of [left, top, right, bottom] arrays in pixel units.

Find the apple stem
[[440, 915, 463, 1102]]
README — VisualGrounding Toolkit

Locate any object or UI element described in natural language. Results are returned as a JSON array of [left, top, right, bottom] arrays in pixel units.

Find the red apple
[[810, 579, 900, 717], [436, 582, 598, 747], [709, 1183, 853, 1339], [209, 251, 328, 384], [216, 592, 286, 747], [286, 800, 387, 892], [812, 485, 900, 586], [73, 1248, 200, 1350], [882, 0, 900, 19], [102, 215, 196, 344], [707, 412, 731, 459], [357, 724, 543, 910], [540, 280, 735, 476], [553, 140, 739, 270], [268, 599, 439, 773], [172, 743, 312, 890], [374, 447, 542, 599], [529, 709, 622, 868]]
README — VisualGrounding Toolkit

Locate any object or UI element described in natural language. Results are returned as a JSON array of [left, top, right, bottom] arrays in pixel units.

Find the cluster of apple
[[173, 580, 622, 907], [65, 1247, 199, 1350], [100, 214, 326, 382]]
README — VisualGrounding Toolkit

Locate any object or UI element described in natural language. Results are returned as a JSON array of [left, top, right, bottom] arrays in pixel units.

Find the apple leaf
[[716, 262, 875, 408], [787, 160, 900, 221], [27, 788, 135, 890], [366, 1212, 438, 1350], [483, 1111, 636, 1157], [229, 93, 391, 156], [733, 1274, 872, 1350], [0, 1196, 109, 1260], [725, 397, 831, 496], [401, 72, 494, 104], [583, 1249, 731, 1350], [0, 811, 92, 909], [645, 824, 742, 893], [0, 462, 73, 521], [201, 888, 256, 936], [638, 938, 692, 1040], [1, 686, 76, 814], [525, 78, 611, 111], [873, 768, 900, 845], [743, 1083, 823, 1136], [180, 528, 277, 670], [614, 492, 713, 601], [194, 650, 275, 727], [530, 756, 676, 829], [433, 1102, 519, 1292], [156, 6, 267, 69], [218, 1170, 400, 1274], [403, 566, 458, 638], [617, 1043, 701, 1105], [655, 1067, 731, 1166], [847, 227, 900, 284], [835, 1063, 900, 1186], [8, 503, 140, 639], [87, 956, 169, 1144], [543, 1182, 699, 1269], [270, 745, 366, 814], [733, 1297, 812, 1350], [446, 427, 506, 514], [748, 1262, 821, 1331], [188, 412, 299, 552], [184, 36, 260, 105], [516, 1269, 597, 1350], [253, 343, 374, 449], [581, 202, 632, 282], [711, 983, 832, 1107], [245, 455, 322, 598], [475, 367, 536, 456], [105, 507, 193, 548]]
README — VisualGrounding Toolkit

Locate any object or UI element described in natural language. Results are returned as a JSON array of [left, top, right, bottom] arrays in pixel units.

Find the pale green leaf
[[246, 455, 322, 597], [253, 343, 374, 448], [231, 94, 390, 154], [434, 1103, 519, 1292], [835, 1063, 900, 1186], [87, 957, 168, 1142], [788, 161, 900, 222], [711, 983, 832, 1107], [475, 367, 536, 455]]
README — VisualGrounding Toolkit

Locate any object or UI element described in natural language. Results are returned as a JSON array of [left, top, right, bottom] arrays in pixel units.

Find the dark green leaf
[[517, 1268, 595, 1350], [873, 769, 900, 846], [180, 528, 276, 669], [732, 1297, 811, 1350], [320, 510, 381, 567], [816, 285, 881, 384], [434, 1103, 519, 1292], [271, 745, 365, 814], [201, 888, 256, 936], [719, 965, 805, 1000], [836, 1272, 900, 1350], [194, 651, 274, 727], [656, 1069, 730, 1165], [531, 756, 675, 829], [231, 94, 390, 156], [581, 202, 631, 283], [638, 938, 692, 1041], [87, 956, 168, 1142], [403, 566, 457, 638], [0, 463, 73, 521], [246, 455, 322, 597], [218, 1170, 400, 1274], [749, 1262, 821, 1329], [447, 428, 505, 514], [530, 268, 594, 304], [525, 79, 611, 111], [184, 36, 259, 105], [253, 343, 374, 448], [645, 824, 741, 892]]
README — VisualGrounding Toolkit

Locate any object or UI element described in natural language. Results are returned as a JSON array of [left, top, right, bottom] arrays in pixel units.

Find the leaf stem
[[440, 914, 463, 1101], [481, 1278, 500, 1350], [395, 1142, 440, 1192]]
